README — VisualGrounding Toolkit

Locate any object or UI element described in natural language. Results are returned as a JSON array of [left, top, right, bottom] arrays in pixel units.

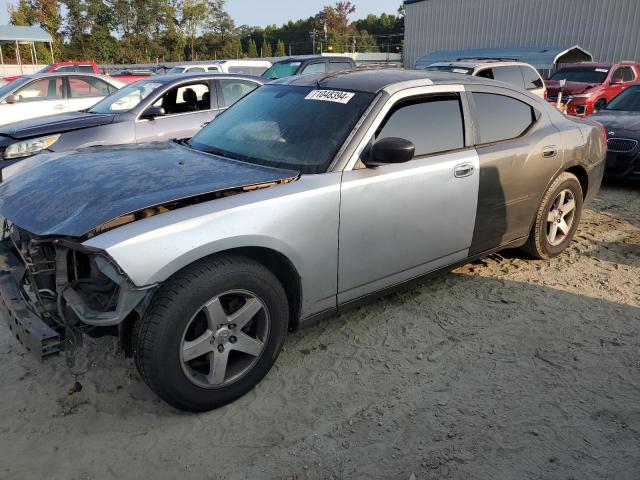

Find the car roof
[[20, 72, 122, 83], [430, 60, 534, 69], [274, 55, 353, 63], [132, 72, 265, 84], [272, 68, 497, 94]]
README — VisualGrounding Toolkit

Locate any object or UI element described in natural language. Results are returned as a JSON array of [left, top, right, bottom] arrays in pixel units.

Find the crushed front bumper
[[0, 243, 60, 361]]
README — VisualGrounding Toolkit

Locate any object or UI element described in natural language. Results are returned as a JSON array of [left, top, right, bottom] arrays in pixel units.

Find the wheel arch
[[565, 164, 589, 199], [214, 246, 303, 332]]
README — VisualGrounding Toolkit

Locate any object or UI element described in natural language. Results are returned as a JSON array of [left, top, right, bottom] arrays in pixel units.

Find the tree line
[[4, 0, 404, 64]]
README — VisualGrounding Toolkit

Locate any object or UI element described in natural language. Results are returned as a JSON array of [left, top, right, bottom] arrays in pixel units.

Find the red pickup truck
[[2, 61, 152, 84], [546, 61, 640, 116]]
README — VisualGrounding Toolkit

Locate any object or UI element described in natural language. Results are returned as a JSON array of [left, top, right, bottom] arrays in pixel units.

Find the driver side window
[[153, 82, 211, 115], [14, 78, 64, 102], [376, 94, 465, 157]]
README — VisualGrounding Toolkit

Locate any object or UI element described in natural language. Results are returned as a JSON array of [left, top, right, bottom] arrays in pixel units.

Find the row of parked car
[[0, 52, 621, 412]]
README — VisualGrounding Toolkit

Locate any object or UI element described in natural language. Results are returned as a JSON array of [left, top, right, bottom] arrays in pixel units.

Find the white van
[[167, 60, 272, 76]]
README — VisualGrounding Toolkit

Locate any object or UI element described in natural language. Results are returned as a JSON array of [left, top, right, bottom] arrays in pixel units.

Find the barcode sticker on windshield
[[595, 68, 609, 73], [452, 68, 468, 74], [305, 90, 355, 104]]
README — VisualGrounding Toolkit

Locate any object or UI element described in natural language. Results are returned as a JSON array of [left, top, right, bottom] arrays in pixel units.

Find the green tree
[[261, 38, 272, 57], [275, 39, 285, 57], [181, 0, 208, 60], [246, 38, 258, 58]]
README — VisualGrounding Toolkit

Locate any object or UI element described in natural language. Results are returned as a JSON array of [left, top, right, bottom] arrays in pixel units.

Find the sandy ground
[[0, 181, 638, 480]]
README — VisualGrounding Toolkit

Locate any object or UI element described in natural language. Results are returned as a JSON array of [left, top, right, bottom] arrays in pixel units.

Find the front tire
[[523, 172, 583, 259], [133, 255, 289, 412]]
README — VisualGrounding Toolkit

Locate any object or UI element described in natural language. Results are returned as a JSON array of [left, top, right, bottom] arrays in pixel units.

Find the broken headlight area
[[1, 225, 155, 359]]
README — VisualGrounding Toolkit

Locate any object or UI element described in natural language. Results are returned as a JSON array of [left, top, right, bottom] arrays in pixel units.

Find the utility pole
[[310, 28, 317, 54], [352, 36, 356, 55], [289, 44, 292, 56]]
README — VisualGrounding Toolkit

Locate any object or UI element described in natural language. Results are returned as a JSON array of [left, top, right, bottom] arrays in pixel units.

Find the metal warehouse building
[[404, 0, 640, 69]]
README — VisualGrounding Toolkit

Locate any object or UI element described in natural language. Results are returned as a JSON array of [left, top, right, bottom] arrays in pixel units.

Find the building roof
[[415, 46, 593, 70], [272, 68, 495, 94], [0, 25, 53, 43]]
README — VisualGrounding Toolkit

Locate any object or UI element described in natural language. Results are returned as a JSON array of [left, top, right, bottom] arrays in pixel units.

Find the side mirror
[[5, 94, 19, 104], [141, 106, 166, 120], [365, 137, 415, 167]]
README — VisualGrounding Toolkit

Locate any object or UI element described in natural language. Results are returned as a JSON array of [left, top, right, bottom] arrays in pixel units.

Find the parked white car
[[167, 60, 272, 76], [422, 60, 547, 99], [0, 73, 125, 126]]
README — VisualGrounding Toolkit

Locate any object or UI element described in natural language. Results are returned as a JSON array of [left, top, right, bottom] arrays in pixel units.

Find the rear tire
[[523, 172, 583, 259], [133, 255, 289, 412]]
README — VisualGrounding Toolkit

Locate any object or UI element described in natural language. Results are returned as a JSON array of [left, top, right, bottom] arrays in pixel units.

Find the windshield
[[262, 62, 302, 80], [605, 86, 640, 111], [190, 84, 374, 174], [89, 81, 163, 113], [550, 68, 609, 84], [425, 65, 473, 75], [0, 77, 29, 99], [168, 67, 186, 74]]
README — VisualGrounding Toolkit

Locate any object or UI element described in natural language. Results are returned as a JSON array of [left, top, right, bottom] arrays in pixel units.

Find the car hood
[[0, 111, 117, 140], [589, 110, 640, 134], [0, 142, 298, 238], [546, 80, 600, 97]]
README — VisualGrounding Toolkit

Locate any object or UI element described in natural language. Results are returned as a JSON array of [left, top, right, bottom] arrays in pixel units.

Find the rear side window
[[217, 79, 259, 108], [377, 94, 465, 157], [521, 66, 544, 90], [69, 77, 111, 98], [188, 67, 206, 73], [490, 66, 525, 88], [472, 93, 537, 144], [328, 62, 353, 72], [301, 62, 327, 75], [77, 65, 95, 73], [55, 65, 77, 72], [207, 66, 222, 72]]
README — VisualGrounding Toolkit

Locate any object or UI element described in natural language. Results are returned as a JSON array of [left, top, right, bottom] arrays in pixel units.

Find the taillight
[[544, 89, 548, 100]]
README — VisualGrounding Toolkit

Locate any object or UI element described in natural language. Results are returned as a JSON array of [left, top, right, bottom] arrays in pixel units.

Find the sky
[[0, 1, 399, 28]]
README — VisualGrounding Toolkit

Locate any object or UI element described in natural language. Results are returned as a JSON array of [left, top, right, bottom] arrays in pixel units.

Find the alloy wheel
[[180, 290, 270, 389], [546, 188, 577, 246]]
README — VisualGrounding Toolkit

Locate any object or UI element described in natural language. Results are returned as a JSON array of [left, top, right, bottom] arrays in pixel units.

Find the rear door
[[1, 76, 68, 124], [338, 87, 480, 303], [466, 87, 563, 255]]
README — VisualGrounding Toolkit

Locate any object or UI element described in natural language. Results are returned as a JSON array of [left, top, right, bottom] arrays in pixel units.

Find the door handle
[[454, 163, 475, 178], [54, 104, 65, 110], [543, 146, 557, 158]]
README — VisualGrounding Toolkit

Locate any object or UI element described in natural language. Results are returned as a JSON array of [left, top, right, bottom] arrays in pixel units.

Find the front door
[[135, 80, 219, 143], [2, 77, 68, 125], [338, 90, 480, 304]]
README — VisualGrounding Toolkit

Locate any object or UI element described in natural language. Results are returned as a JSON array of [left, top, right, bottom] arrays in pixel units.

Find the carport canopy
[[415, 45, 593, 70], [0, 25, 55, 67]]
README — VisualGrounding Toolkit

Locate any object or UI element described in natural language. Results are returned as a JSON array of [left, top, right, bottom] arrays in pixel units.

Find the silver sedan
[[0, 69, 606, 411]]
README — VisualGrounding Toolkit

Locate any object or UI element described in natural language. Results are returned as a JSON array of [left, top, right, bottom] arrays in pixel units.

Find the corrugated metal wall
[[404, 0, 640, 68]]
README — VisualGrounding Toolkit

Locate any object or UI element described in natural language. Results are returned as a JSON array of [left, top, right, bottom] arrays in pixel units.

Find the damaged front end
[[0, 224, 155, 361]]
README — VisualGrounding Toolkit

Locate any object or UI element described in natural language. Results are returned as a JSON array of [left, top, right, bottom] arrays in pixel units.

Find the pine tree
[[247, 38, 258, 58], [275, 39, 285, 57], [261, 38, 272, 57]]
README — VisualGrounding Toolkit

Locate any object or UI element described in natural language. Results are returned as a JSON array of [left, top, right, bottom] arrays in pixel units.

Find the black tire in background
[[523, 172, 584, 259], [133, 254, 289, 412]]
